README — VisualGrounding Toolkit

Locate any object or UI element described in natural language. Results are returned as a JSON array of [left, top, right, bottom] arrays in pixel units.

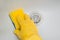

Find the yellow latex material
[[9, 8, 42, 40], [9, 8, 24, 29]]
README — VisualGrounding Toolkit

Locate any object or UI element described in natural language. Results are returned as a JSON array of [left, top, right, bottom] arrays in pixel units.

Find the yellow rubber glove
[[9, 8, 42, 40], [9, 8, 24, 29]]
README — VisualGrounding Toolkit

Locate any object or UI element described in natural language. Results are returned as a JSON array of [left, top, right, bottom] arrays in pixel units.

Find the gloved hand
[[9, 9, 42, 40]]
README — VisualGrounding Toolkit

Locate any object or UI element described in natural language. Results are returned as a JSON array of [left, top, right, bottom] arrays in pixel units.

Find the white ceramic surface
[[0, 0, 60, 40]]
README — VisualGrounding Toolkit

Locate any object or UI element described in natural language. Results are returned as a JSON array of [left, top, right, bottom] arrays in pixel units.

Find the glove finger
[[24, 14, 31, 20], [14, 29, 21, 39], [24, 14, 35, 23], [16, 16, 24, 26]]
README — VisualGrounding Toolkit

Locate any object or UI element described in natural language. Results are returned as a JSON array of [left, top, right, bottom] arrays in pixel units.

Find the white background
[[0, 0, 60, 40]]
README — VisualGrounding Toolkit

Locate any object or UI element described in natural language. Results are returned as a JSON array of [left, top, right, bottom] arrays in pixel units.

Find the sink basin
[[0, 0, 60, 40]]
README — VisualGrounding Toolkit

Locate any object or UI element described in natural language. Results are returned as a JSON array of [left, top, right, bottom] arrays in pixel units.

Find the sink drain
[[30, 12, 41, 24]]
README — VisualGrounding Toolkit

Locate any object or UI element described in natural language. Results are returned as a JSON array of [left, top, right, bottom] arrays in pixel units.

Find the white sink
[[0, 0, 60, 40]]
